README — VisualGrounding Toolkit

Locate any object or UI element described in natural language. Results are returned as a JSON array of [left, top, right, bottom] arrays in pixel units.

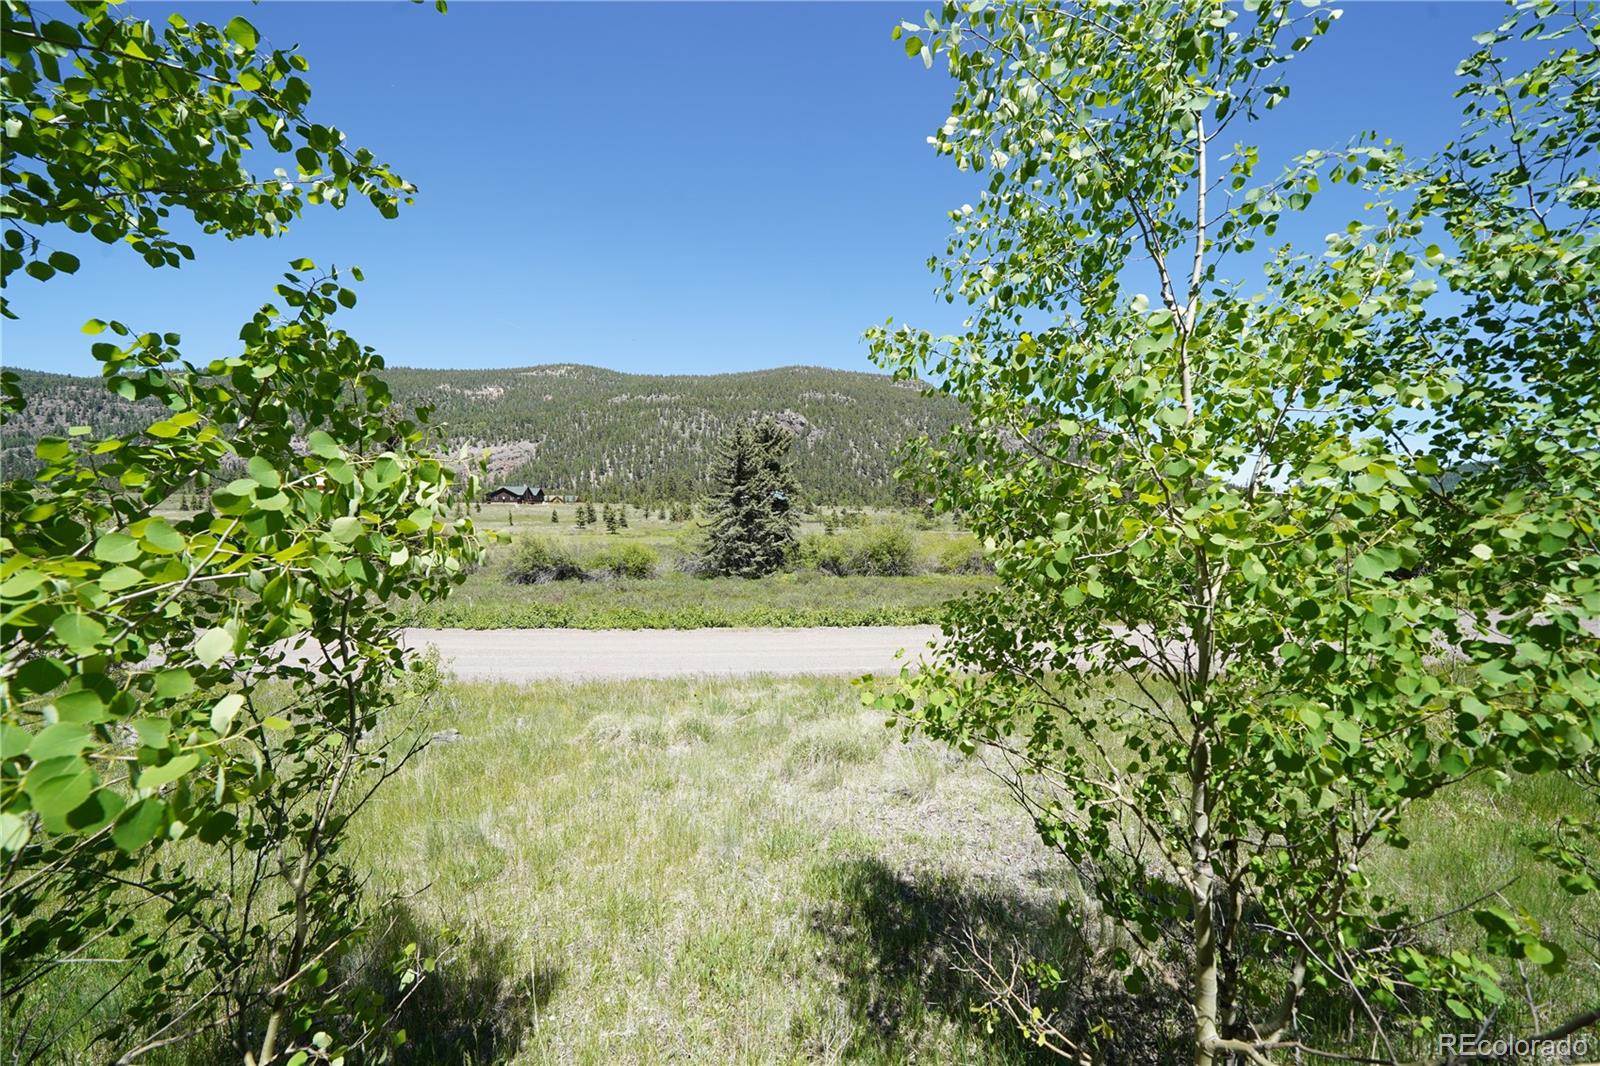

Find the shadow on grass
[[350, 901, 556, 1066], [809, 856, 1187, 1064]]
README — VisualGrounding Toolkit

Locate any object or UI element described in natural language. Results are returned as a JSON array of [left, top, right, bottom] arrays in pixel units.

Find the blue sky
[[5, 1, 1508, 377]]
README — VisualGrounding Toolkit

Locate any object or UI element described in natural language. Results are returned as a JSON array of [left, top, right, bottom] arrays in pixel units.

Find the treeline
[[0, 369, 160, 476], [4, 363, 961, 504]]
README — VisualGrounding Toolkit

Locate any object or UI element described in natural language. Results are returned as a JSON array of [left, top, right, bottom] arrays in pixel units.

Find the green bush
[[936, 535, 993, 575], [505, 536, 586, 584], [798, 525, 919, 576], [797, 533, 852, 575], [588, 541, 658, 579], [851, 525, 918, 576]]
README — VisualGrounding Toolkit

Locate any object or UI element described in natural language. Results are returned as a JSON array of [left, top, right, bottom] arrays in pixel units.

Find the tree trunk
[[1190, 736, 1220, 1066]]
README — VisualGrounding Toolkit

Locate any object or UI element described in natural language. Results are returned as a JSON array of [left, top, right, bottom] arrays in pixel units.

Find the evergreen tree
[[617, 505, 629, 529], [551, 508, 559, 523], [603, 504, 618, 534], [702, 418, 798, 577]]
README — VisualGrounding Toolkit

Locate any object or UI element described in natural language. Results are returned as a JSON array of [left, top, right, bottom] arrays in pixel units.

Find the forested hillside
[[4, 364, 960, 503]]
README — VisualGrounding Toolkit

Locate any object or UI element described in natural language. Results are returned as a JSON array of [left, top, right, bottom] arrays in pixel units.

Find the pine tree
[[551, 508, 559, 523], [603, 504, 618, 534], [617, 506, 629, 529], [702, 417, 798, 577]]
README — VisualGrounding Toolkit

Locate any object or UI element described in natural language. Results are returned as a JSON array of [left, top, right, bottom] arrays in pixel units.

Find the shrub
[[588, 541, 658, 580], [936, 535, 993, 575], [798, 532, 853, 575], [797, 525, 919, 576], [504, 536, 586, 584], [850, 525, 918, 576]]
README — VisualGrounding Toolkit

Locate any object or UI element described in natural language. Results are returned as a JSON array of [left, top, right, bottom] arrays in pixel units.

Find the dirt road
[[401, 626, 940, 682]]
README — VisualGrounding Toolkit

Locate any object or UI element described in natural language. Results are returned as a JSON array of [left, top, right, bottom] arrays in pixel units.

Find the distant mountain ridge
[[3, 363, 962, 504]]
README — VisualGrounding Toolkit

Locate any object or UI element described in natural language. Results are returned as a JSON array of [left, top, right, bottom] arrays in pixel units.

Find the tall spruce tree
[[703, 417, 798, 577]]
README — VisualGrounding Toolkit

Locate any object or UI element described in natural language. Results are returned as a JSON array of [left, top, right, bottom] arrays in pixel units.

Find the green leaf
[[330, 516, 363, 543], [194, 627, 234, 666], [111, 798, 165, 852], [52, 612, 106, 654], [210, 693, 245, 735], [246, 455, 282, 489], [14, 657, 68, 696], [98, 566, 145, 592], [1473, 906, 1520, 936], [28, 722, 94, 761], [65, 787, 123, 833], [1533, 938, 1567, 974], [55, 689, 107, 723], [1330, 717, 1362, 750], [153, 667, 194, 699], [1353, 552, 1388, 580], [132, 718, 171, 750], [0, 812, 30, 853], [307, 430, 340, 458], [47, 250, 80, 274], [139, 753, 199, 790], [225, 16, 259, 50], [94, 532, 141, 563], [0, 568, 47, 596], [34, 437, 70, 462], [23, 756, 94, 822], [1, 723, 32, 759]]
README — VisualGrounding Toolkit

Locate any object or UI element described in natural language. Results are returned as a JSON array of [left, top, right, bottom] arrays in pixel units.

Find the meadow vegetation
[[353, 677, 1595, 1064], [418, 569, 988, 630], [415, 514, 989, 630]]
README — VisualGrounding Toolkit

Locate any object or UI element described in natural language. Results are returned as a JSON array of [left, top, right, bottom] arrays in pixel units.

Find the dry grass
[[350, 676, 1598, 1064], [352, 677, 1082, 1065]]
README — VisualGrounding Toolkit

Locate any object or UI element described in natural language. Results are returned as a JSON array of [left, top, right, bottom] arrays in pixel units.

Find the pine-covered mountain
[[3, 364, 962, 504]]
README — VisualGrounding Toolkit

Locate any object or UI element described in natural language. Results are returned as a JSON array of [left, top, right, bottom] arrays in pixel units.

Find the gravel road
[[401, 626, 940, 682]]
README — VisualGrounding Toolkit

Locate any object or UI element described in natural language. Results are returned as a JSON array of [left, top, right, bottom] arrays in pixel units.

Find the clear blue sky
[[4, 1, 1506, 377]]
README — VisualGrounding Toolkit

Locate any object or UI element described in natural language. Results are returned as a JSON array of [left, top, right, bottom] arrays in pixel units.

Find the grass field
[[412, 511, 994, 629], [151, 504, 992, 629], [415, 569, 990, 629], [348, 677, 1598, 1065]]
